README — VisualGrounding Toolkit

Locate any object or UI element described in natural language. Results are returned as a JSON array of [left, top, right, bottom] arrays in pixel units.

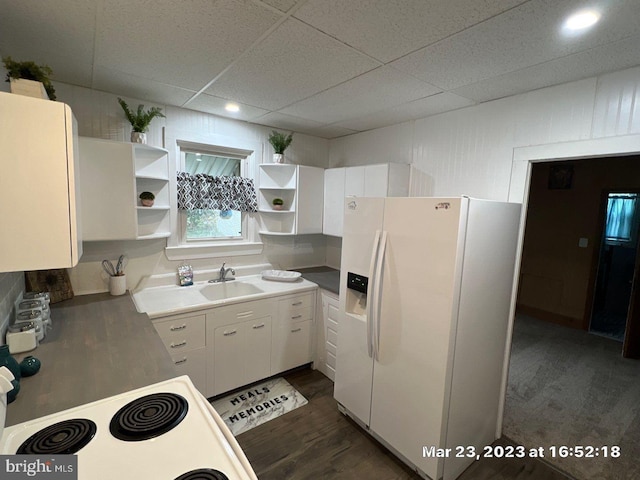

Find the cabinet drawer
[[153, 314, 205, 350], [279, 293, 314, 312], [169, 346, 206, 394], [212, 299, 273, 324], [284, 306, 313, 323]]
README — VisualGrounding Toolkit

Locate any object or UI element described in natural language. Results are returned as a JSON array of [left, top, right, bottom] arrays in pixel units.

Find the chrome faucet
[[209, 262, 235, 283]]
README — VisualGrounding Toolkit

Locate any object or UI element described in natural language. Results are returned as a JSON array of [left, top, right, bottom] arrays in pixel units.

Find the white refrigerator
[[334, 196, 521, 480]]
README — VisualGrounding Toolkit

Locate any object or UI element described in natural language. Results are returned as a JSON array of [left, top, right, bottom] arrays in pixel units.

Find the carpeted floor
[[503, 315, 640, 480]]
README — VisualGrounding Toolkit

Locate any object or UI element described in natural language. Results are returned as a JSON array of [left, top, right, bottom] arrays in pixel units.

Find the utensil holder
[[109, 275, 127, 296]]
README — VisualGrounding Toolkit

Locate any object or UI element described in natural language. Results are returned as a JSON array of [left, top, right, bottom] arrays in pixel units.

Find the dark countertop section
[[6, 293, 177, 426], [296, 267, 340, 295]]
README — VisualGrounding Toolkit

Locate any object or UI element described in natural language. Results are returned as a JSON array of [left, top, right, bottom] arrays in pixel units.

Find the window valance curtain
[[177, 172, 258, 212]]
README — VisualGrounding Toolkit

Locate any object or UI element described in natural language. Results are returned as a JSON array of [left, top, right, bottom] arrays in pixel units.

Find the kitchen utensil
[[115, 255, 127, 275], [102, 259, 117, 277]]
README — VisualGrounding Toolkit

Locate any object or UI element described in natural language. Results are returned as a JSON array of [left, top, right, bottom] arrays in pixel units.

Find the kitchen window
[[165, 140, 263, 260], [182, 151, 243, 240]]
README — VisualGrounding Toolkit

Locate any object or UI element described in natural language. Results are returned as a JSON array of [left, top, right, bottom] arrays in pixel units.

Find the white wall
[[330, 66, 640, 202], [52, 83, 330, 295]]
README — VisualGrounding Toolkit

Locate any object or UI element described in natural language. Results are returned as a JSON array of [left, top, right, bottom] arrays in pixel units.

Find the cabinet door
[[1, 93, 81, 272], [323, 168, 345, 237], [169, 346, 207, 395], [364, 164, 389, 197], [244, 316, 272, 385], [213, 323, 245, 395], [79, 137, 138, 240], [296, 166, 324, 234], [345, 166, 365, 197], [273, 320, 312, 373]]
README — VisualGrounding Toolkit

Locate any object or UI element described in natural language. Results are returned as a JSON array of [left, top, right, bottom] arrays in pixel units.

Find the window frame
[[165, 138, 263, 260], [180, 148, 245, 242]]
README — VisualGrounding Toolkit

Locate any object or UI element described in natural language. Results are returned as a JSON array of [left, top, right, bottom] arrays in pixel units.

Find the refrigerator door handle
[[366, 230, 382, 359], [372, 230, 388, 361]]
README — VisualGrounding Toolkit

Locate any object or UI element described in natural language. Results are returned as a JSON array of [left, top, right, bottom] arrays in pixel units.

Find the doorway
[[589, 192, 640, 342]]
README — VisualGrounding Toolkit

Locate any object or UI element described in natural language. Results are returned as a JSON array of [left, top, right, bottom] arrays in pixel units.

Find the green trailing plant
[[117, 97, 165, 133], [2, 56, 56, 100], [268, 130, 293, 154], [139, 191, 155, 201], [272, 197, 284, 206]]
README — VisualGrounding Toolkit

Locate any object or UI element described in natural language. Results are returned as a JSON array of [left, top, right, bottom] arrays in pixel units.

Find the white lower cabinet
[[272, 293, 314, 373], [152, 313, 207, 393], [315, 289, 340, 381], [154, 290, 316, 398], [213, 316, 272, 396]]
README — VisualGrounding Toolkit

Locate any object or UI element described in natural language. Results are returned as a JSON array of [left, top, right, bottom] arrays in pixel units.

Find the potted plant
[[139, 191, 155, 207], [268, 130, 293, 163], [272, 198, 284, 210], [2, 56, 56, 100], [117, 98, 165, 144]]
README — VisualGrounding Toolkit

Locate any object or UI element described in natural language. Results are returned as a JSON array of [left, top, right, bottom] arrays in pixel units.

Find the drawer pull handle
[[174, 357, 187, 365], [291, 314, 303, 319], [224, 330, 237, 336], [291, 328, 302, 333], [170, 324, 187, 331], [292, 301, 303, 306], [170, 341, 187, 348], [253, 323, 265, 329]]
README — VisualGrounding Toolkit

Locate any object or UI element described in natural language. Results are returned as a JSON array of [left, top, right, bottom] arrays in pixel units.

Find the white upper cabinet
[[0, 92, 82, 272], [79, 137, 170, 241], [323, 163, 411, 237], [323, 168, 346, 237], [258, 164, 324, 235]]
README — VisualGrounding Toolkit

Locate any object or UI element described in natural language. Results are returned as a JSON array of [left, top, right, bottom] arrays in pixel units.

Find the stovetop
[[0, 376, 256, 480]]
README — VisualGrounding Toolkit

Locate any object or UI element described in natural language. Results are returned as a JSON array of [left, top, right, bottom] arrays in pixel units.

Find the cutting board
[[24, 269, 74, 304]]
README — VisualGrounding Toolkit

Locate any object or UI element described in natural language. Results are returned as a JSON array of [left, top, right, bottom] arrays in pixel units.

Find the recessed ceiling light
[[225, 102, 240, 113], [562, 9, 601, 34]]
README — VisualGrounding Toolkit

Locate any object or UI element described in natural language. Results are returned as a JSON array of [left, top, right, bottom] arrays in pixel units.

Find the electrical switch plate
[[578, 238, 588, 248]]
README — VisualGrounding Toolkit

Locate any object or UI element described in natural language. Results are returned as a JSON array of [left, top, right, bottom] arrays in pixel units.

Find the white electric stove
[[0, 373, 258, 480]]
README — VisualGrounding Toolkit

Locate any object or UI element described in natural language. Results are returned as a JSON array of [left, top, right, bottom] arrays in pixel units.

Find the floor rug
[[211, 377, 308, 436]]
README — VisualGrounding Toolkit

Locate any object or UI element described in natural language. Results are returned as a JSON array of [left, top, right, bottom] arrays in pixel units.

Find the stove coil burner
[[109, 392, 188, 441], [175, 469, 230, 480], [17, 418, 97, 454]]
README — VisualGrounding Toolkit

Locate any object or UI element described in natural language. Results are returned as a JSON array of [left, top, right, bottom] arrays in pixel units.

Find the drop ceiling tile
[[452, 34, 640, 103], [279, 66, 440, 124], [253, 112, 325, 132], [92, 67, 197, 106], [205, 17, 380, 111], [301, 124, 359, 139], [94, 0, 282, 91], [260, 0, 299, 13], [293, 0, 528, 63], [391, 0, 640, 90], [333, 93, 476, 132], [0, 0, 96, 86], [184, 93, 269, 121]]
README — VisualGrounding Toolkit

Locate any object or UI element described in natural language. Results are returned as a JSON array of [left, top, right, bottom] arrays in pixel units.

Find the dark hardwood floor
[[236, 367, 574, 480]]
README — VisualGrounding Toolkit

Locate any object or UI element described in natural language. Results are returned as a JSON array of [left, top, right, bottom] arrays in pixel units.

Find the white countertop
[[132, 274, 318, 318]]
